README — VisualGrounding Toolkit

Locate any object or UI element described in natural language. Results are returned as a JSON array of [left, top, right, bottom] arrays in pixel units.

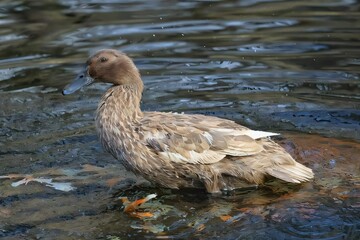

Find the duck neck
[[95, 84, 144, 170], [96, 86, 143, 151], [97, 84, 143, 123]]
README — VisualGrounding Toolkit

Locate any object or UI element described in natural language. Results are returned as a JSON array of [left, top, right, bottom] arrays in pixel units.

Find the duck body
[[64, 49, 314, 193]]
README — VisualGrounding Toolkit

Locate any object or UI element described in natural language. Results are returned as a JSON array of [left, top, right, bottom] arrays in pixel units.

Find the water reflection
[[0, 0, 359, 239]]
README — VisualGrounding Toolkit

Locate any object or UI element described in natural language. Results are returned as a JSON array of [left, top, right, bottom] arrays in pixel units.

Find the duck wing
[[140, 112, 278, 165]]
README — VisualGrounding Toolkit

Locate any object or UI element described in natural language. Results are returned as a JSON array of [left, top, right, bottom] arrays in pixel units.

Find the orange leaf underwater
[[120, 194, 157, 218], [220, 215, 232, 222]]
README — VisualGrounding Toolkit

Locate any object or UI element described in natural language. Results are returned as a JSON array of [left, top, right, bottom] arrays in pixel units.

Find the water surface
[[0, 0, 359, 239]]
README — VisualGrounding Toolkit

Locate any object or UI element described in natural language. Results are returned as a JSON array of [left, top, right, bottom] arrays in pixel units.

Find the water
[[0, 0, 359, 239]]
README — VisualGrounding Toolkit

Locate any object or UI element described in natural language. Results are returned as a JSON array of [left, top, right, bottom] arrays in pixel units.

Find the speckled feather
[[77, 49, 314, 193]]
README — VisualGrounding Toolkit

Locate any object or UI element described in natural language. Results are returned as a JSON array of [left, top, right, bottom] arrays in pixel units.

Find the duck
[[63, 49, 314, 193]]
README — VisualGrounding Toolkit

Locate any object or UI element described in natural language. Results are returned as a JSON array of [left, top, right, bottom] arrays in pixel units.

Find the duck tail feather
[[266, 162, 314, 183]]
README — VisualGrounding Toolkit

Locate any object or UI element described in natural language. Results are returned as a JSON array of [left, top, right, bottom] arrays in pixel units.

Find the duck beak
[[62, 69, 94, 95]]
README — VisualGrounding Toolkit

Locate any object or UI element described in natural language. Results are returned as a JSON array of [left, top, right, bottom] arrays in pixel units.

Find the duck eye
[[100, 57, 108, 63]]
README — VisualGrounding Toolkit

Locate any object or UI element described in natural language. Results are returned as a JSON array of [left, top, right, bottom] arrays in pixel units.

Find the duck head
[[63, 49, 143, 95]]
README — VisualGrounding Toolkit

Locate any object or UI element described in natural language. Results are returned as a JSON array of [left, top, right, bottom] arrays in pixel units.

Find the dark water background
[[0, 0, 359, 239]]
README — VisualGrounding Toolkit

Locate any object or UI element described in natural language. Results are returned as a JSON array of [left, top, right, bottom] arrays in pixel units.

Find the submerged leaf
[[220, 215, 232, 221], [122, 194, 157, 213], [130, 211, 154, 218], [121, 194, 158, 219], [47, 182, 76, 192], [10, 176, 75, 192], [106, 177, 123, 188], [196, 223, 205, 232], [0, 174, 27, 179]]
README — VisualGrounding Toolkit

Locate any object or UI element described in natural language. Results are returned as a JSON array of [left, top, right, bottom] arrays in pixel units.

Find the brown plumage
[[63, 49, 314, 193]]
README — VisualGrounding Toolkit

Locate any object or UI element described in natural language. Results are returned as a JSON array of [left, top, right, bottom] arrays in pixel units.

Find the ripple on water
[[214, 42, 328, 54], [271, 201, 358, 239], [235, 70, 359, 84], [59, 18, 298, 46], [224, 19, 298, 31], [60, 20, 224, 42], [0, 68, 20, 82], [0, 34, 26, 43], [0, 54, 49, 65], [60, 0, 201, 13], [271, 110, 360, 138], [121, 41, 195, 53]]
